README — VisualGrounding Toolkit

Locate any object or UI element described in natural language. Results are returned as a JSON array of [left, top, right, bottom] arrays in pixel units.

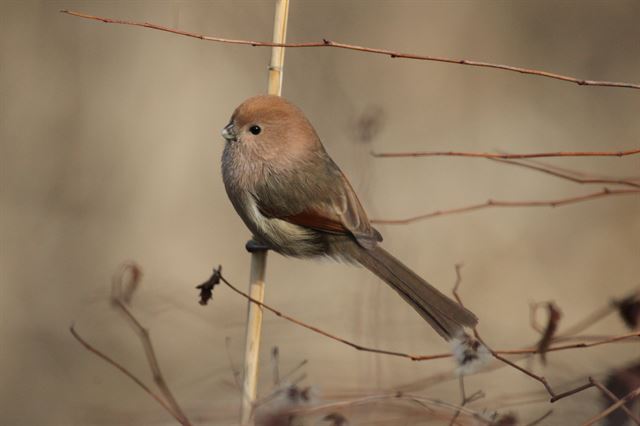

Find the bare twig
[[371, 188, 640, 225], [70, 325, 184, 424], [394, 289, 639, 394], [290, 393, 494, 424], [590, 377, 640, 425], [492, 158, 640, 189], [217, 268, 441, 361], [549, 382, 595, 403], [448, 375, 484, 426], [452, 263, 465, 307], [450, 265, 640, 403], [581, 386, 640, 426], [529, 302, 546, 334], [536, 302, 562, 365], [225, 337, 242, 389], [111, 265, 192, 426], [525, 410, 553, 426], [59, 9, 640, 90], [373, 148, 640, 159], [495, 330, 640, 356], [212, 267, 640, 363]]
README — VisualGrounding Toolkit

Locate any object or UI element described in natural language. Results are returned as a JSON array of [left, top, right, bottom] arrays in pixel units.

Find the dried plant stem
[[590, 377, 640, 425], [240, 251, 268, 424], [582, 386, 640, 426], [218, 269, 640, 363], [59, 9, 640, 89], [111, 266, 191, 425], [240, 2, 289, 425], [371, 188, 639, 225], [373, 148, 640, 159], [492, 158, 640, 189], [525, 410, 554, 426], [220, 272, 435, 361], [291, 393, 493, 423], [70, 325, 184, 424]]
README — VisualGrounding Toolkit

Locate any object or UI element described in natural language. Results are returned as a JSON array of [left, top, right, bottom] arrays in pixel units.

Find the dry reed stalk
[[239, 1, 290, 425]]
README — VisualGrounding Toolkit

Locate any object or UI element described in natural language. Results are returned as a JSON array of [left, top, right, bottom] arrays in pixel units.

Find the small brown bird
[[221, 95, 477, 340]]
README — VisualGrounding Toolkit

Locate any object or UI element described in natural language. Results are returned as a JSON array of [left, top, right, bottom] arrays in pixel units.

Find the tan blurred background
[[1, 1, 639, 424]]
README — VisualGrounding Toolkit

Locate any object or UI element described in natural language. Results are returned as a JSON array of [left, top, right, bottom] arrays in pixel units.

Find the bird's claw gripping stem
[[245, 239, 270, 253]]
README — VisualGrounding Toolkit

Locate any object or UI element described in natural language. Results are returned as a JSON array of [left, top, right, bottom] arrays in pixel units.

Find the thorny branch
[[491, 158, 640, 189], [203, 259, 638, 417], [371, 188, 640, 225], [452, 268, 638, 407], [456, 272, 640, 426], [373, 148, 640, 159], [371, 156, 640, 224], [59, 9, 640, 89], [197, 267, 640, 364]]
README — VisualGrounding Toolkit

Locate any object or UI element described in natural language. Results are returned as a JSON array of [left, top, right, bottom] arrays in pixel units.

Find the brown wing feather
[[254, 161, 382, 249], [281, 209, 349, 234]]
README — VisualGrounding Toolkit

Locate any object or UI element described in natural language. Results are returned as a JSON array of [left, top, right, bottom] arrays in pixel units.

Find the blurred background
[[1, 1, 639, 424]]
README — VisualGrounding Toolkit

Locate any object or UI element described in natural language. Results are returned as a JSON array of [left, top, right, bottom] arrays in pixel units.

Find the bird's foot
[[245, 239, 270, 253]]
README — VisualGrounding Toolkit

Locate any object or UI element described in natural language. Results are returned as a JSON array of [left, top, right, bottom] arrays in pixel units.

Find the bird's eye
[[249, 125, 261, 135]]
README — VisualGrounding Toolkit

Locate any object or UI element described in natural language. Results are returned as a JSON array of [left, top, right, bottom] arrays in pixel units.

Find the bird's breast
[[221, 144, 325, 257]]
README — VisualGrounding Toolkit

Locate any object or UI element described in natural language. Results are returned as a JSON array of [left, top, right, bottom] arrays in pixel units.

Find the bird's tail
[[351, 245, 478, 340]]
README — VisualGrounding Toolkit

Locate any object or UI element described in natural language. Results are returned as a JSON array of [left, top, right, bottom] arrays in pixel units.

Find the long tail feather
[[352, 245, 478, 340]]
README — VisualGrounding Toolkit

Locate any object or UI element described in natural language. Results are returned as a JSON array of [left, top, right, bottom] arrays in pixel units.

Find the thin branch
[[111, 265, 192, 426], [549, 382, 595, 403], [450, 265, 639, 403], [582, 386, 640, 426], [494, 330, 640, 356], [69, 325, 183, 424], [536, 302, 562, 365], [394, 288, 637, 394], [213, 268, 640, 364], [373, 148, 640, 159], [525, 410, 553, 426], [371, 188, 640, 225], [555, 296, 622, 338], [448, 375, 484, 426], [59, 9, 640, 90], [217, 270, 440, 361], [492, 158, 640, 189], [590, 377, 640, 425], [290, 393, 494, 424]]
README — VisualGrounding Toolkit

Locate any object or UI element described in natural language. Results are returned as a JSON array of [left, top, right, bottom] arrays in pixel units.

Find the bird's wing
[[254, 161, 382, 249]]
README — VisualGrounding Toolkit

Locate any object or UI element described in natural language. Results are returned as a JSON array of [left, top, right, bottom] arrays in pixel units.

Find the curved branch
[[373, 149, 640, 159], [59, 10, 640, 90], [371, 188, 640, 225]]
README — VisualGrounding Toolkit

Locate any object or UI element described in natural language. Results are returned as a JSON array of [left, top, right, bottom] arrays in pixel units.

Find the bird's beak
[[221, 123, 237, 142]]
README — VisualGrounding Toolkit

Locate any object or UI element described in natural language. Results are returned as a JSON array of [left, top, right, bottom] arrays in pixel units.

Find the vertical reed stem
[[239, 1, 290, 424]]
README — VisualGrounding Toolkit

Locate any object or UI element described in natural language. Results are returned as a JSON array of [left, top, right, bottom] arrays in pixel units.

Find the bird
[[220, 95, 477, 340]]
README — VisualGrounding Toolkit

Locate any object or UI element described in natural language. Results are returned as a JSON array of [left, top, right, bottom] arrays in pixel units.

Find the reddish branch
[[70, 325, 182, 423], [492, 159, 640, 189], [59, 9, 640, 90], [373, 148, 640, 159], [215, 268, 640, 364], [371, 188, 640, 225]]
